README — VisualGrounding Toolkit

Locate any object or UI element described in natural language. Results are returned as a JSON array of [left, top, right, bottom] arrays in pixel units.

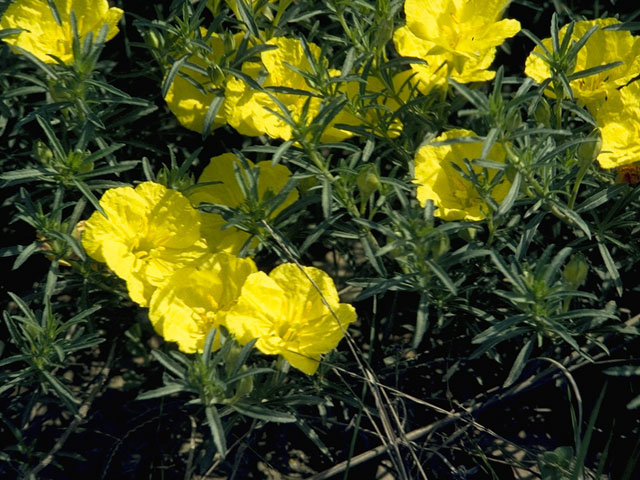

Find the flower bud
[[356, 164, 381, 205], [67, 149, 93, 173], [563, 254, 588, 287], [34, 140, 54, 166], [533, 98, 551, 127], [576, 131, 601, 167], [505, 110, 522, 131], [145, 29, 164, 50]]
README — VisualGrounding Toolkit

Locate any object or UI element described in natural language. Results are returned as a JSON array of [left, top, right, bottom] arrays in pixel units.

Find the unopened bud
[[563, 253, 588, 287], [145, 29, 164, 50], [577, 130, 601, 167], [533, 98, 551, 127], [34, 140, 54, 166], [356, 164, 381, 205], [506, 110, 522, 131]]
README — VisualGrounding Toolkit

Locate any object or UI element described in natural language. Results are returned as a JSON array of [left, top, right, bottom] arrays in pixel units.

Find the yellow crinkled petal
[[81, 186, 149, 267], [413, 129, 511, 221], [261, 37, 321, 89], [405, 0, 516, 49], [125, 238, 208, 307], [595, 82, 640, 169], [223, 271, 287, 348], [224, 264, 356, 375], [524, 18, 640, 106], [133, 182, 202, 250], [149, 252, 257, 353], [81, 182, 208, 307], [0, 0, 123, 64]]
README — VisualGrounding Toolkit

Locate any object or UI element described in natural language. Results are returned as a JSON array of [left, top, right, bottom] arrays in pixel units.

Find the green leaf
[[568, 61, 623, 81], [36, 115, 65, 161], [481, 128, 499, 161], [205, 404, 227, 457], [41, 370, 79, 413], [271, 140, 294, 166], [235, 0, 260, 38], [424, 258, 457, 294], [161, 54, 189, 98], [151, 349, 187, 378], [597, 240, 623, 296], [12, 242, 40, 270], [136, 383, 189, 400], [201, 95, 225, 139], [497, 171, 521, 217], [321, 178, 332, 219], [72, 178, 105, 218], [503, 336, 534, 387], [412, 294, 429, 349], [575, 184, 628, 213], [232, 402, 296, 423]]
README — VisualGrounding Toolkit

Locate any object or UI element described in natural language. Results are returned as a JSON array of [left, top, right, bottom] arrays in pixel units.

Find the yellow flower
[[593, 81, 640, 170], [413, 129, 511, 221], [393, 0, 520, 93], [164, 29, 232, 133], [149, 252, 257, 353], [524, 18, 640, 107], [223, 263, 357, 375], [81, 182, 208, 306], [0, 0, 123, 64], [189, 153, 298, 254], [223, 36, 325, 141]]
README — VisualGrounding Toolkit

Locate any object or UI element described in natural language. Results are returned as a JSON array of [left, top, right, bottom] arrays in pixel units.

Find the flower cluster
[[0, 0, 123, 64], [82, 176, 355, 375], [162, 15, 413, 140], [525, 18, 640, 170]]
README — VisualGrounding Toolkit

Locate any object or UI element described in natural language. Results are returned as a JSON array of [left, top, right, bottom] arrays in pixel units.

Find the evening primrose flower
[[0, 0, 123, 64], [413, 129, 511, 221], [223, 263, 357, 375], [393, 0, 520, 93], [149, 252, 257, 353], [164, 29, 232, 133], [82, 182, 208, 306], [593, 81, 640, 169], [524, 18, 640, 108], [189, 153, 298, 254]]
